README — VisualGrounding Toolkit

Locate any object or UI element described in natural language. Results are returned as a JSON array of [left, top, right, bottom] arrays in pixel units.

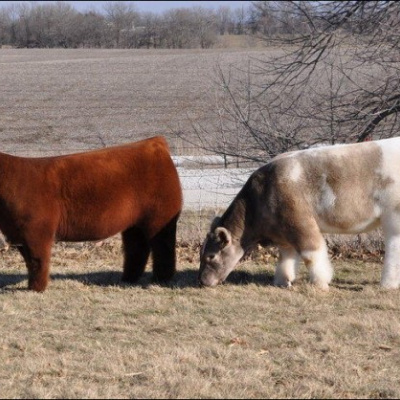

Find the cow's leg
[[121, 227, 151, 283], [274, 246, 300, 287], [284, 218, 333, 290], [299, 238, 332, 290], [150, 214, 179, 283], [18, 239, 53, 292], [381, 216, 400, 289]]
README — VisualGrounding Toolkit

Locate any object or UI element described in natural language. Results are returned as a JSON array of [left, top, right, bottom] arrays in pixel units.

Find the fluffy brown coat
[[0, 136, 182, 291]]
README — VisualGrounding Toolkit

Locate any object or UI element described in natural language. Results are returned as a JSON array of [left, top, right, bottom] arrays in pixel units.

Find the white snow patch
[[177, 167, 253, 209]]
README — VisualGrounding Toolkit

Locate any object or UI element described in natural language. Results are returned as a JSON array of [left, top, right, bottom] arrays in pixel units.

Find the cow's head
[[199, 224, 245, 287]]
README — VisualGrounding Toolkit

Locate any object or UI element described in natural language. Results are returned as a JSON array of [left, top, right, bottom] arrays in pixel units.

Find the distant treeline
[[0, 1, 311, 49]]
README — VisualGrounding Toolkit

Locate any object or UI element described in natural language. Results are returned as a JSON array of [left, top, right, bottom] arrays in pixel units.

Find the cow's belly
[[317, 215, 381, 234], [314, 184, 382, 234], [58, 201, 139, 241]]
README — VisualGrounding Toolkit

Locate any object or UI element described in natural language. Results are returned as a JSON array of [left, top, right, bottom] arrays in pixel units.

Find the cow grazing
[[0, 136, 182, 292], [199, 137, 400, 290]]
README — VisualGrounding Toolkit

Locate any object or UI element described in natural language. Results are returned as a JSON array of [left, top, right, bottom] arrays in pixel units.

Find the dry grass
[[214, 34, 266, 49], [1, 238, 399, 399]]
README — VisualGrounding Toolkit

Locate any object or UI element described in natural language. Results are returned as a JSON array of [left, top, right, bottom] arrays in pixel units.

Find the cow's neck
[[220, 195, 253, 249]]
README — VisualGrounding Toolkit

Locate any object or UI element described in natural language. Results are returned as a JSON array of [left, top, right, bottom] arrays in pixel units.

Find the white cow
[[199, 137, 400, 290]]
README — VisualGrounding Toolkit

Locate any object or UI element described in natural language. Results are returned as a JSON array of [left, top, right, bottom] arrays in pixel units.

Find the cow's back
[[256, 140, 391, 235], [53, 136, 182, 241]]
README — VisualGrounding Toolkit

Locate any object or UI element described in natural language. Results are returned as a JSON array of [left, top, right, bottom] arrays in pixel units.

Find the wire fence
[[178, 167, 252, 210]]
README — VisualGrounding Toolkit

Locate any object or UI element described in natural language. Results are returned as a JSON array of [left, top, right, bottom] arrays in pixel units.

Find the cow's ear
[[215, 227, 232, 248]]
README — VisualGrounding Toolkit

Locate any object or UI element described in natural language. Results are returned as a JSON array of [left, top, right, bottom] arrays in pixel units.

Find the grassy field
[[0, 48, 399, 398], [0, 238, 399, 399]]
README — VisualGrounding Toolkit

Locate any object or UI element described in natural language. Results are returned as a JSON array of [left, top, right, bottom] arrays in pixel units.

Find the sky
[[1, 1, 251, 14]]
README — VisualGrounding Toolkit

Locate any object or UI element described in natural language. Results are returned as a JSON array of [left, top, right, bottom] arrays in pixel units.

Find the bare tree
[[233, 6, 247, 35], [186, 1, 400, 166], [257, 0, 400, 143], [103, 1, 138, 48], [12, 2, 33, 47], [43, 2, 80, 48], [161, 8, 195, 49], [215, 6, 234, 36], [75, 11, 107, 48], [191, 7, 218, 49], [0, 5, 13, 45], [3, 2, 81, 48], [137, 11, 162, 48], [160, 7, 218, 49]]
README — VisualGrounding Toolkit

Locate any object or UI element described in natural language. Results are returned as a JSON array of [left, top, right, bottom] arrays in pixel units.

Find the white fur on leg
[[381, 214, 400, 289], [381, 234, 400, 289], [274, 247, 300, 287], [301, 241, 333, 290]]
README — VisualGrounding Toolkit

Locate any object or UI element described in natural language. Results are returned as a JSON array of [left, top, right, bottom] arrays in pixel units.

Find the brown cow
[[0, 136, 182, 292]]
